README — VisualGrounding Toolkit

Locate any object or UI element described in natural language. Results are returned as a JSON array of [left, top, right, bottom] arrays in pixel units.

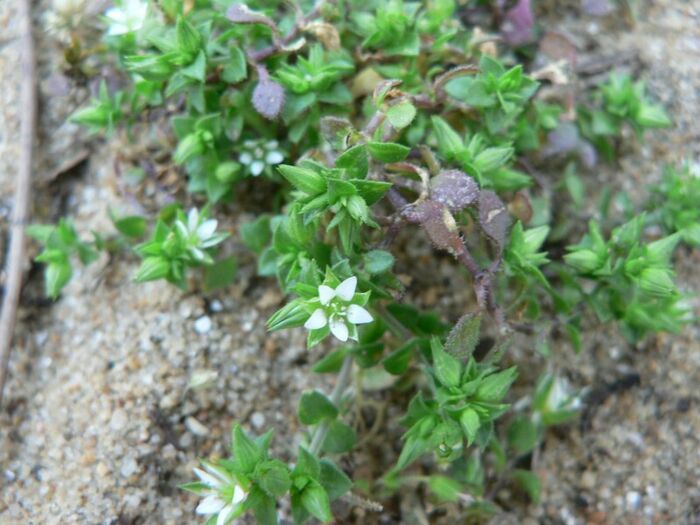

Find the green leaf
[[321, 420, 357, 454], [301, 481, 333, 523], [431, 116, 463, 159], [386, 101, 417, 129], [247, 486, 278, 525], [113, 215, 147, 238], [241, 215, 272, 254], [255, 460, 292, 497], [363, 249, 395, 274], [635, 103, 671, 128], [278, 165, 326, 195], [45, 261, 72, 299], [459, 408, 480, 446], [134, 256, 170, 283], [312, 348, 348, 374], [176, 15, 202, 58], [298, 391, 338, 425], [319, 459, 352, 500], [181, 50, 207, 82], [326, 177, 358, 203], [26, 224, 56, 244], [203, 256, 237, 291], [396, 434, 429, 470], [444, 312, 481, 359], [507, 417, 538, 455], [512, 469, 541, 504], [475, 367, 517, 402], [427, 475, 461, 503], [294, 446, 321, 479], [336, 144, 369, 179], [474, 146, 513, 173], [351, 179, 392, 205], [382, 340, 415, 375], [232, 424, 262, 473], [367, 142, 410, 162], [430, 337, 461, 388], [222, 45, 247, 83], [174, 133, 204, 164]]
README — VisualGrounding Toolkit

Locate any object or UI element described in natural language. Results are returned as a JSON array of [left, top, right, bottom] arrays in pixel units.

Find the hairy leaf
[[479, 190, 511, 253], [252, 78, 285, 119], [430, 170, 479, 212]]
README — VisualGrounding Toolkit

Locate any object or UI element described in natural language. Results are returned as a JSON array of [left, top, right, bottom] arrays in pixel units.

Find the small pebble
[[110, 409, 128, 431], [580, 470, 596, 489], [120, 456, 139, 478], [209, 299, 223, 312], [250, 412, 266, 429], [626, 490, 642, 510], [185, 416, 210, 437], [194, 315, 212, 334]]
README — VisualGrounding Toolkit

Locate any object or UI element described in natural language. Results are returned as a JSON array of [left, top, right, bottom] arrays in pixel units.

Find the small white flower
[[544, 376, 582, 413], [192, 463, 248, 525], [237, 139, 285, 177], [105, 0, 148, 36], [174, 208, 227, 263], [303, 276, 373, 342]]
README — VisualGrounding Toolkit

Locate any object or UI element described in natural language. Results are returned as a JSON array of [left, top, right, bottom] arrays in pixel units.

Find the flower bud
[[638, 267, 676, 297], [564, 248, 603, 273]]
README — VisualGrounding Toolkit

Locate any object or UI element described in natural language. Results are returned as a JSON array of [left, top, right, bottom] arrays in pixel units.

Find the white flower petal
[[232, 484, 247, 505], [265, 151, 284, 165], [190, 247, 207, 262], [188, 208, 199, 231], [197, 219, 218, 240], [193, 468, 224, 489], [265, 140, 279, 149], [104, 8, 124, 21], [329, 318, 349, 342], [304, 309, 328, 330], [318, 285, 335, 306], [347, 304, 373, 325], [196, 495, 226, 515], [238, 152, 252, 165], [217, 504, 234, 525], [335, 276, 357, 302], [250, 161, 265, 176], [202, 462, 233, 486], [107, 24, 128, 36]]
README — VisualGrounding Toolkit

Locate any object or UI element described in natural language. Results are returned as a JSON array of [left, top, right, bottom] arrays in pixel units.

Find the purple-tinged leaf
[[501, 0, 534, 47], [430, 170, 479, 212], [320, 117, 354, 150], [252, 78, 285, 120], [227, 4, 278, 33], [433, 65, 479, 98], [508, 192, 533, 224], [581, 0, 614, 16], [373, 79, 403, 106], [577, 140, 598, 169], [479, 190, 511, 253], [539, 31, 578, 68], [414, 200, 464, 256], [541, 122, 580, 157]]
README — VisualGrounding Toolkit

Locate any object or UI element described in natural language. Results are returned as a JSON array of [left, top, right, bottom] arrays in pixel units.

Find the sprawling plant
[[30, 0, 696, 523]]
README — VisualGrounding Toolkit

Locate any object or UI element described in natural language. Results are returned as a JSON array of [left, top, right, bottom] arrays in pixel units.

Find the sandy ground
[[1, 1, 699, 524]]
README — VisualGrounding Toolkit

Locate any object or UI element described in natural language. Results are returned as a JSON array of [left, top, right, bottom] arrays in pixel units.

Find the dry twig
[[0, 0, 36, 405]]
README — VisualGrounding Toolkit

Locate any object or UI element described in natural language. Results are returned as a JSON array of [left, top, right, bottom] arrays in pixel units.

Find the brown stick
[[0, 0, 36, 405]]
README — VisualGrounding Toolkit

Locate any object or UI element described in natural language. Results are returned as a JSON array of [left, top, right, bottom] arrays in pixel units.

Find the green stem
[[309, 354, 354, 454]]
